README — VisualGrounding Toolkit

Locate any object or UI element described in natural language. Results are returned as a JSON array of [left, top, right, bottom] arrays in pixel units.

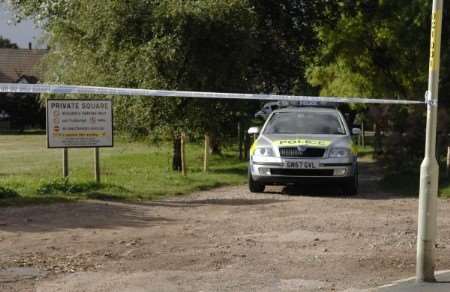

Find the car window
[[264, 112, 346, 135]]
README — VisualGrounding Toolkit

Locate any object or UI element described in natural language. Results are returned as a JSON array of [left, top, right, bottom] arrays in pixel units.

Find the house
[[0, 47, 47, 130], [0, 47, 47, 83]]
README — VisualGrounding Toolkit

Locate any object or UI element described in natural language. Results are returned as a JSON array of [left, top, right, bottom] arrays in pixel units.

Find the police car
[[248, 106, 359, 195]]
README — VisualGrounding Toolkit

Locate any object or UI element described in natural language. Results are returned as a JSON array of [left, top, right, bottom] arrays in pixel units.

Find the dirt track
[[2, 160, 450, 292]]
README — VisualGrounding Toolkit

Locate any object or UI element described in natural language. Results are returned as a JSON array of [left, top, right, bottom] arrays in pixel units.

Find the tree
[[7, 0, 342, 169], [0, 92, 45, 130], [307, 0, 450, 173], [307, 1, 435, 99], [7, 0, 259, 168], [0, 36, 18, 48], [248, 0, 339, 95]]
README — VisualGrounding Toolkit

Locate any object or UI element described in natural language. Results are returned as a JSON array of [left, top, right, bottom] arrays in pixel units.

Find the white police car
[[248, 107, 359, 195]]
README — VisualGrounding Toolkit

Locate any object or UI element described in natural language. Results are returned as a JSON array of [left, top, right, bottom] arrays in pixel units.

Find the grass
[[0, 134, 247, 206]]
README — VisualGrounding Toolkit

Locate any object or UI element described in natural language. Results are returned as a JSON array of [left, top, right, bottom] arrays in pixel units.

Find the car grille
[[279, 147, 325, 158], [270, 169, 334, 176]]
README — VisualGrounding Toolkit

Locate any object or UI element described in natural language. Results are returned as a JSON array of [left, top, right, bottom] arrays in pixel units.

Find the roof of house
[[0, 48, 47, 83]]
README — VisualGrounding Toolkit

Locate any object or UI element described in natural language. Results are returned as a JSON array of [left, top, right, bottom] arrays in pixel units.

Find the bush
[[0, 186, 19, 199], [371, 106, 449, 175], [37, 178, 99, 195]]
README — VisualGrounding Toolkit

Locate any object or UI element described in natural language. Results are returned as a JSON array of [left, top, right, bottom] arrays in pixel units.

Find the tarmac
[[376, 270, 450, 291]]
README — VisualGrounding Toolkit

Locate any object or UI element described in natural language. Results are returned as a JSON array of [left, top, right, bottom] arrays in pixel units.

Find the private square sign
[[47, 100, 113, 148]]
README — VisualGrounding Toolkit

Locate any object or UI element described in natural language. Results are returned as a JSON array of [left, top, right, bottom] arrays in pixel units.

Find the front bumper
[[252, 174, 355, 185], [250, 157, 357, 185]]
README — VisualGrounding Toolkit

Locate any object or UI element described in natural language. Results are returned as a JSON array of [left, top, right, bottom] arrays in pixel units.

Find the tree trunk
[[446, 146, 450, 178], [181, 132, 187, 176], [209, 133, 221, 155], [172, 136, 182, 171], [244, 133, 250, 161], [238, 121, 244, 161], [204, 134, 210, 172], [374, 123, 382, 156]]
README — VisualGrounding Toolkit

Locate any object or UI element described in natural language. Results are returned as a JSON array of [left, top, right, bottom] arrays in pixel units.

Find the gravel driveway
[[1, 160, 450, 292]]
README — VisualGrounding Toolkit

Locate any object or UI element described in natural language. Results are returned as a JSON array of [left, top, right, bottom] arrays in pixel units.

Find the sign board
[[47, 100, 113, 148]]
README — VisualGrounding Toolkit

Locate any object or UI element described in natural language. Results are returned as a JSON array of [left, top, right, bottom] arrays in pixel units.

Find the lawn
[[0, 134, 248, 206]]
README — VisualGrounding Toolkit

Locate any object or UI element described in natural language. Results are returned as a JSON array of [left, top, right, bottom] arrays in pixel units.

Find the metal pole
[[361, 121, 365, 148], [416, 0, 443, 282], [94, 147, 100, 184], [62, 148, 69, 178]]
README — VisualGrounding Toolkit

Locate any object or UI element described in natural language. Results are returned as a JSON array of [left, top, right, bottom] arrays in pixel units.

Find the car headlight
[[329, 148, 351, 158], [254, 147, 275, 157]]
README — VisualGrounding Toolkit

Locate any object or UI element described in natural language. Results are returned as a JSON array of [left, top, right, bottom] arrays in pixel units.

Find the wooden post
[[172, 136, 182, 171], [446, 146, 450, 178], [203, 134, 209, 173], [181, 132, 187, 176], [361, 121, 365, 148], [62, 148, 69, 178], [94, 147, 101, 184]]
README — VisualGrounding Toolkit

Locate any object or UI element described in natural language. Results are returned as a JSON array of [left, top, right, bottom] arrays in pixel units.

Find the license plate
[[283, 161, 318, 169]]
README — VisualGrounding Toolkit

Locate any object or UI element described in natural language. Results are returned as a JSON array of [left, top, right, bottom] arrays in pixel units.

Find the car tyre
[[248, 172, 265, 193], [343, 175, 358, 196]]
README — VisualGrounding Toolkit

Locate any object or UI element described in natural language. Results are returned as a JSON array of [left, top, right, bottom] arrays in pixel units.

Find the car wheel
[[248, 171, 265, 193], [343, 175, 358, 196]]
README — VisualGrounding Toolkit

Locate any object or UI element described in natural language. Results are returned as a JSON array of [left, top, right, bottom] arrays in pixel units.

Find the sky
[[0, 2, 44, 49]]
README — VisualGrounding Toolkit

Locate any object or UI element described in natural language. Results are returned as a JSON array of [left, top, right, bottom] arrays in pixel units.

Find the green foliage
[[0, 93, 45, 130], [308, 1, 450, 174], [14, 0, 259, 140], [0, 36, 18, 48], [248, 0, 339, 95], [374, 107, 426, 172], [308, 0, 434, 99], [6, 0, 338, 141], [0, 186, 18, 199], [9, 0, 448, 176], [37, 178, 99, 195]]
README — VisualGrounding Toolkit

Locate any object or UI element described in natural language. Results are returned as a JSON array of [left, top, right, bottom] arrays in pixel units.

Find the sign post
[[94, 148, 100, 184], [63, 148, 69, 177], [416, 0, 443, 282], [47, 100, 113, 181]]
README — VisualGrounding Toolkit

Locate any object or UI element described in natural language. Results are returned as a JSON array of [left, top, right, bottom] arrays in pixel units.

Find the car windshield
[[264, 111, 346, 135]]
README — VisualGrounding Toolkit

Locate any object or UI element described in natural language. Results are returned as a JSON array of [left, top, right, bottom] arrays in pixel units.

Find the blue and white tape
[[0, 83, 424, 105]]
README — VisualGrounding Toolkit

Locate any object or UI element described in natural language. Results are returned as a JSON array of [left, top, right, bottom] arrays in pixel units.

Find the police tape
[[0, 83, 425, 105]]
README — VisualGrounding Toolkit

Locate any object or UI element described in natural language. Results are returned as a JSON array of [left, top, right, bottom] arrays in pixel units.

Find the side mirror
[[352, 128, 361, 136], [248, 127, 260, 135]]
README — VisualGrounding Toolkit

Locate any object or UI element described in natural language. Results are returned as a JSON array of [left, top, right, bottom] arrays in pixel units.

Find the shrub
[[37, 178, 99, 195], [0, 186, 19, 199]]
